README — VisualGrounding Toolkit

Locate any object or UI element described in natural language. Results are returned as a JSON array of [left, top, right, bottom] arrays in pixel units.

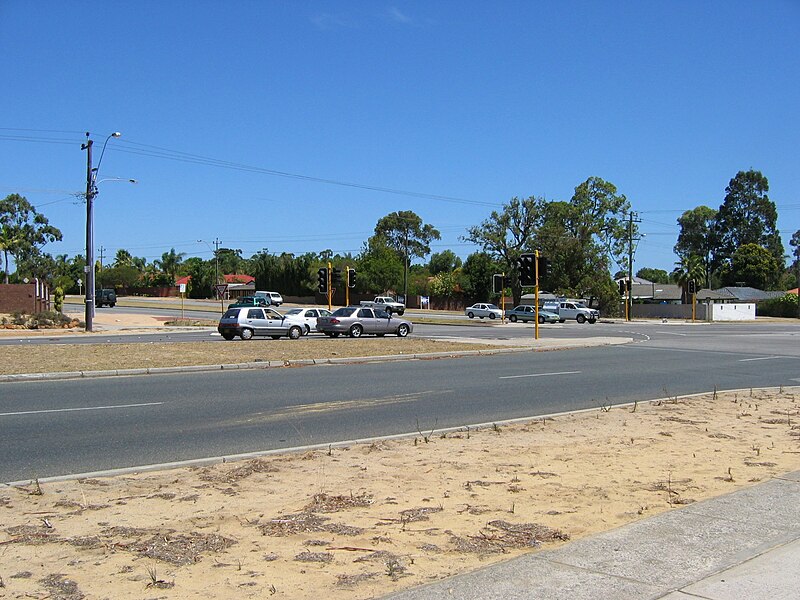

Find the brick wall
[[0, 283, 51, 314]]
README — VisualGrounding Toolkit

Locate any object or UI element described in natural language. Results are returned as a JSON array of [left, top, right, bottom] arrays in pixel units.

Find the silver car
[[217, 307, 304, 340], [505, 305, 560, 324], [316, 306, 413, 338]]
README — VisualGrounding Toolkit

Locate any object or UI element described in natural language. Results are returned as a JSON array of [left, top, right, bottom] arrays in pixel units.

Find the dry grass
[[0, 338, 505, 376]]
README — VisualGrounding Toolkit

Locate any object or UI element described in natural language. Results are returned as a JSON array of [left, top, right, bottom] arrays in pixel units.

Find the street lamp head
[[128, 179, 137, 184], [111, 132, 122, 138]]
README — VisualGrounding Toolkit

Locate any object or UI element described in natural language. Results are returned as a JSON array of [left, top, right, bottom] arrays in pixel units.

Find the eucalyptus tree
[[674, 205, 716, 287], [0, 193, 62, 283]]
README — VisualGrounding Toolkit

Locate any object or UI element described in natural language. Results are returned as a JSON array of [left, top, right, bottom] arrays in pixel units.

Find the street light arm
[[92, 132, 122, 187]]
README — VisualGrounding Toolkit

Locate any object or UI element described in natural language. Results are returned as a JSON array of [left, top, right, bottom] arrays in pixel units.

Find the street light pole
[[81, 131, 121, 332]]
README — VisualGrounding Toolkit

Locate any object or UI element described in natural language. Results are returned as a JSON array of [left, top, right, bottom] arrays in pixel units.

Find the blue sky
[[2, 1, 799, 275]]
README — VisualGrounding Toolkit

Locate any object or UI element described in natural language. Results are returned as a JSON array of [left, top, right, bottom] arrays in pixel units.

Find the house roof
[[630, 283, 682, 301], [175, 275, 191, 285], [223, 274, 255, 284], [713, 287, 785, 302]]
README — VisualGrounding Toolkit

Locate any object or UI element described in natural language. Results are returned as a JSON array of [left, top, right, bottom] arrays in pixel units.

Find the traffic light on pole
[[619, 280, 626, 296], [317, 268, 328, 293], [492, 274, 504, 294], [347, 268, 356, 288], [518, 253, 535, 286], [332, 267, 343, 285], [538, 256, 549, 279], [687, 280, 697, 294]]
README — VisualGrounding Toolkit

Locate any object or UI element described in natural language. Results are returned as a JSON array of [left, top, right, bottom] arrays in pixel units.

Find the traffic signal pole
[[534, 250, 540, 340], [327, 261, 332, 311]]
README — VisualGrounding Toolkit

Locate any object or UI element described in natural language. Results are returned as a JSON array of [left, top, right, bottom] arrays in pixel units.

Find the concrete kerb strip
[[0, 338, 631, 383]]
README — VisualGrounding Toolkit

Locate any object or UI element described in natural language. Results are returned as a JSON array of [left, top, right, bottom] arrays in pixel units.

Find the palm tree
[[114, 249, 133, 267], [155, 248, 186, 285], [672, 255, 705, 302]]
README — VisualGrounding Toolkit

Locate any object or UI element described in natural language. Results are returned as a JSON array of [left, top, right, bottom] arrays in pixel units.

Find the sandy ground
[[1, 387, 798, 599]]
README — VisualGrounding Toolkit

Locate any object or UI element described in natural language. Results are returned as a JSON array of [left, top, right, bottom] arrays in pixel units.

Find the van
[[254, 291, 283, 306]]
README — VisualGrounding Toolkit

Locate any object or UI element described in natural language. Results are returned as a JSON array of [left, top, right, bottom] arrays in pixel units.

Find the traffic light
[[317, 267, 328, 293], [492, 274, 504, 294], [347, 268, 356, 288], [332, 267, 343, 285], [517, 253, 535, 286], [538, 256, 549, 279], [688, 280, 697, 294], [619, 280, 626, 296]]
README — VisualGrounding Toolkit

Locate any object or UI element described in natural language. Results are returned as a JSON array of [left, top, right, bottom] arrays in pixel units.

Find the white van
[[255, 291, 283, 306]]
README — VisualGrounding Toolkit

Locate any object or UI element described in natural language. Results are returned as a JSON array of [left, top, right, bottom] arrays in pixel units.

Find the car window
[[487, 304, 499, 310], [222, 308, 239, 318], [247, 308, 263, 319], [305, 310, 316, 317], [358, 308, 373, 318], [264, 308, 282, 319], [375, 309, 390, 318], [319, 309, 331, 317], [285, 309, 301, 315], [332, 307, 356, 317]]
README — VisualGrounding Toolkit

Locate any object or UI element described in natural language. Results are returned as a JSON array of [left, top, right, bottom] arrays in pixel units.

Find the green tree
[[674, 205, 717, 287], [672, 254, 705, 301], [113, 249, 134, 266], [460, 252, 499, 302], [428, 271, 458, 298], [0, 193, 62, 283], [356, 235, 404, 294], [720, 244, 782, 290], [155, 248, 186, 285], [428, 250, 462, 275], [216, 248, 243, 276], [636, 268, 670, 284], [712, 170, 783, 273], [463, 196, 543, 305]]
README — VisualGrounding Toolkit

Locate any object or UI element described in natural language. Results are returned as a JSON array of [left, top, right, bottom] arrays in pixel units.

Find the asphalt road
[[2, 321, 799, 483]]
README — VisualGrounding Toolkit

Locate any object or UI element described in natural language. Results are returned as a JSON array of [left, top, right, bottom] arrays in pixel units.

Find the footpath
[[385, 471, 800, 600]]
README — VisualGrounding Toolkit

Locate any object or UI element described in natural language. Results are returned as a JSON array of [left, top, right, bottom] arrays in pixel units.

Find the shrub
[[54, 286, 65, 312], [757, 294, 799, 318]]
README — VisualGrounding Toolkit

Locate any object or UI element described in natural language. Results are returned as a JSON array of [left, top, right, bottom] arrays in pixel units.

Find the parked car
[[217, 306, 304, 340], [283, 307, 332, 334], [95, 288, 116, 308], [543, 301, 599, 324], [229, 296, 269, 309], [505, 305, 560, 324], [316, 306, 412, 338], [465, 303, 502, 320], [255, 291, 283, 306]]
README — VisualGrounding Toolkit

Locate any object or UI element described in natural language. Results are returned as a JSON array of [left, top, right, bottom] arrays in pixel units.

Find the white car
[[465, 303, 502, 320], [283, 307, 332, 334]]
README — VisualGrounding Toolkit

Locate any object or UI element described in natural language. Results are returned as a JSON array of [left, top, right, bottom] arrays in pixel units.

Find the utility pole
[[213, 237, 221, 288], [626, 212, 641, 322], [82, 136, 94, 332]]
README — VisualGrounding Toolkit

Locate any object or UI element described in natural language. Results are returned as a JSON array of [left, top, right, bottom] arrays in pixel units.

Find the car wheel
[[489, 313, 496, 320], [577, 314, 586, 324], [589, 318, 597, 324], [559, 319, 565, 323], [467, 312, 475, 319], [397, 309, 405, 316], [349, 324, 363, 338], [288, 326, 302, 340], [240, 328, 254, 340], [397, 323, 409, 337], [509, 315, 517, 322], [538, 315, 545, 324], [222, 332, 235, 341], [109, 303, 115, 308]]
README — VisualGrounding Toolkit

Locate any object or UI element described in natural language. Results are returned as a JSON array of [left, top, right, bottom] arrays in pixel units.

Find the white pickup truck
[[543, 301, 599, 324], [360, 296, 406, 315]]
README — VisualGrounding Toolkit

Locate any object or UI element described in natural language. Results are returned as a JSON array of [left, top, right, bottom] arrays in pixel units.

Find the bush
[[756, 294, 799, 318], [54, 286, 65, 312], [1, 311, 79, 329]]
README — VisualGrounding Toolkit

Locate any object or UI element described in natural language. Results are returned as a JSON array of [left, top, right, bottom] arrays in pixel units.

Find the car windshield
[[285, 308, 301, 315], [222, 309, 239, 318], [487, 304, 499, 310], [332, 307, 357, 317], [574, 302, 588, 308]]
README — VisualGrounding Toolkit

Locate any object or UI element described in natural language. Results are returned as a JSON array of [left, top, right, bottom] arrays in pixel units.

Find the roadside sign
[[214, 284, 228, 298]]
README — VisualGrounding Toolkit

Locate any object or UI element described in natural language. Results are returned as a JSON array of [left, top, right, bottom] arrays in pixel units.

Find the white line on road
[[0, 402, 164, 417], [738, 356, 784, 362], [499, 371, 581, 380]]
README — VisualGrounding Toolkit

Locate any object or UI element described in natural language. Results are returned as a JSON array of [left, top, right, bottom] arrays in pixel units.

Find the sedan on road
[[316, 306, 413, 338], [283, 307, 333, 334], [218, 307, 305, 340], [465, 303, 502, 320], [505, 305, 560, 324]]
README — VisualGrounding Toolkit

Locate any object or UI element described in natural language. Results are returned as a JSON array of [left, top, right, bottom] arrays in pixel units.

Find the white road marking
[[738, 356, 783, 362], [499, 371, 581, 380], [0, 402, 164, 417]]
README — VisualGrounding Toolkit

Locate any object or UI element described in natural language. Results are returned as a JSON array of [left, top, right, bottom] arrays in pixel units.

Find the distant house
[[712, 287, 785, 303], [223, 274, 255, 298], [617, 277, 683, 304]]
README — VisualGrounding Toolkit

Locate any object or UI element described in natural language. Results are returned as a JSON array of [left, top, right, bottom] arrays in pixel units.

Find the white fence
[[708, 303, 755, 321]]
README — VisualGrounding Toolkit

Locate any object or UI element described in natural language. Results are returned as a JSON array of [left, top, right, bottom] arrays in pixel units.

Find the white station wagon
[[465, 303, 503, 320]]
